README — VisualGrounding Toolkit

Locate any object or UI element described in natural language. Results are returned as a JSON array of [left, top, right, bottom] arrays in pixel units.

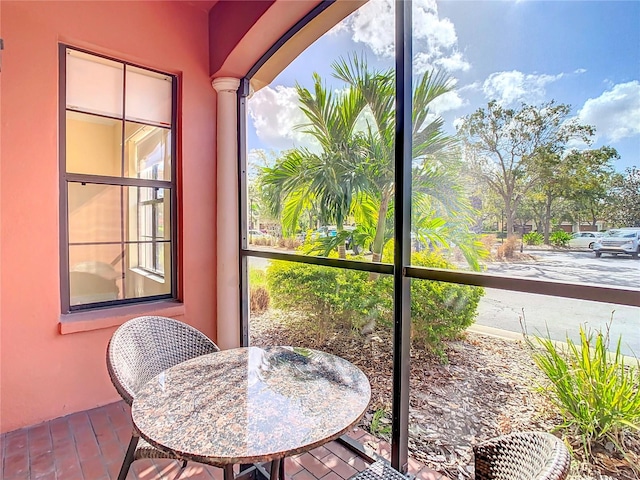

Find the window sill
[[130, 267, 165, 283], [59, 300, 185, 335]]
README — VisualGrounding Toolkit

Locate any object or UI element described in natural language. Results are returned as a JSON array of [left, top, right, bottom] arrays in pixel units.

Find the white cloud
[[349, 0, 395, 58], [574, 68, 587, 75], [429, 90, 467, 114], [482, 70, 564, 105], [248, 85, 318, 151], [343, 0, 470, 75], [577, 81, 640, 142], [434, 52, 471, 73]]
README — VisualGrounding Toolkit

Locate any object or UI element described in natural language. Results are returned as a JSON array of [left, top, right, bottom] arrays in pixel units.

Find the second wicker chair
[[473, 431, 571, 480], [106, 315, 220, 480]]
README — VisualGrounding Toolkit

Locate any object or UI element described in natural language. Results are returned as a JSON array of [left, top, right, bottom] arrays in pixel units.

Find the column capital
[[212, 77, 240, 93]]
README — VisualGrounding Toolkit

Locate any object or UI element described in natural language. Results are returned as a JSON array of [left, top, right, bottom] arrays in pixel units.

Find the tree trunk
[[336, 222, 346, 259], [505, 196, 515, 238], [543, 195, 552, 244], [368, 189, 392, 281]]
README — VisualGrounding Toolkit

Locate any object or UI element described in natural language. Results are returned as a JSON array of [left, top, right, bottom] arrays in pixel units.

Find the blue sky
[[248, 0, 639, 172]]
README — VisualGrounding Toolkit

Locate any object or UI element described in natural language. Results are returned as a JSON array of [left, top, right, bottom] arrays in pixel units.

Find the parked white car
[[567, 231, 603, 249], [593, 228, 640, 258]]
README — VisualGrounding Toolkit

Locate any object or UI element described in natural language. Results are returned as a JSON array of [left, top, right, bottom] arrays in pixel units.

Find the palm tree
[[261, 56, 484, 267], [261, 74, 370, 259], [333, 55, 481, 268]]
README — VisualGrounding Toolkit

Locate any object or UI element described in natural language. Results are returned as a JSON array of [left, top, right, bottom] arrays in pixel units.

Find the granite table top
[[131, 346, 371, 466]]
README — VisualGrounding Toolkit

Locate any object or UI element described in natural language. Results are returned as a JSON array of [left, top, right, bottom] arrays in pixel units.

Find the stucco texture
[[0, 1, 216, 432]]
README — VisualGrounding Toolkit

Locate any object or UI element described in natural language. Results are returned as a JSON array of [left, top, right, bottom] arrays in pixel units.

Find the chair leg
[[170, 460, 188, 480], [223, 464, 235, 480], [117, 434, 139, 480]]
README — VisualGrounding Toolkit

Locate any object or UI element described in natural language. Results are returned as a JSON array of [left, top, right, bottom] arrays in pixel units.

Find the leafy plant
[[379, 244, 483, 358], [526, 323, 640, 461], [523, 231, 544, 245], [266, 248, 483, 357], [266, 259, 377, 342], [249, 268, 268, 288], [550, 230, 572, 246], [369, 408, 391, 438]]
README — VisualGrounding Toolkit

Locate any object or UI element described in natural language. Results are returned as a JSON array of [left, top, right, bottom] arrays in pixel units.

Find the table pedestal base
[[223, 458, 284, 480]]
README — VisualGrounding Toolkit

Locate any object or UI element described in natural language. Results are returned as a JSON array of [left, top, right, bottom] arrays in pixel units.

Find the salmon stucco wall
[[0, 1, 217, 433]]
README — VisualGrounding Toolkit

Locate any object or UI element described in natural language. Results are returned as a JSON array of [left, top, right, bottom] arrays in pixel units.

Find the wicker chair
[[473, 431, 571, 480], [107, 315, 220, 480]]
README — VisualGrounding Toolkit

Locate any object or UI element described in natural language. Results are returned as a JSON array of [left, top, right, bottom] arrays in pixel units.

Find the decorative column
[[212, 77, 241, 350]]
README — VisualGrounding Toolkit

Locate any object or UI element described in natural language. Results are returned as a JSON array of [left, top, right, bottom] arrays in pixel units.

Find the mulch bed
[[250, 309, 639, 480]]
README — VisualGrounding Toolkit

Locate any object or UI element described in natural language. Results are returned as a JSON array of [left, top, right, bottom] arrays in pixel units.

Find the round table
[[131, 346, 371, 480]]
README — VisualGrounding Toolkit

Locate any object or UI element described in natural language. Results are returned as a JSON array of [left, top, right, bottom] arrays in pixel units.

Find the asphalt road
[[248, 248, 639, 355], [479, 249, 639, 356]]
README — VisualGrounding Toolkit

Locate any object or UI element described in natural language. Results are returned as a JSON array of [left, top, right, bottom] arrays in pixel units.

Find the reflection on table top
[[132, 346, 371, 465]]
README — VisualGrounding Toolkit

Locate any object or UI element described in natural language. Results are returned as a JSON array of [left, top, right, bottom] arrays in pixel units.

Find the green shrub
[[266, 247, 483, 357], [550, 230, 572, 246], [523, 231, 544, 245], [266, 260, 377, 341], [249, 267, 268, 288], [527, 324, 640, 459]]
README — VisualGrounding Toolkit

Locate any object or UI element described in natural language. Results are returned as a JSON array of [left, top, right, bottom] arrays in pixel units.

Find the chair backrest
[[473, 432, 570, 480], [106, 315, 219, 405]]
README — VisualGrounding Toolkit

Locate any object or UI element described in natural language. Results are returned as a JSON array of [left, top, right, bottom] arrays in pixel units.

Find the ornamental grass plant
[[526, 322, 640, 466]]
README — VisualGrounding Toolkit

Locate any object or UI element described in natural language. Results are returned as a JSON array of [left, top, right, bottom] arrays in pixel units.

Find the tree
[[334, 55, 480, 268], [261, 56, 483, 268], [529, 146, 617, 242], [260, 73, 369, 259], [458, 100, 594, 238], [563, 147, 618, 229], [606, 167, 640, 227]]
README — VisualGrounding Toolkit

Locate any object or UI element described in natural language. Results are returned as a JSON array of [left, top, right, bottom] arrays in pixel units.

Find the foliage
[[561, 147, 618, 228], [250, 268, 270, 314], [250, 286, 270, 314], [526, 324, 640, 461], [606, 167, 640, 227], [266, 259, 378, 342], [527, 146, 618, 243], [523, 231, 544, 245], [550, 230, 572, 246], [458, 100, 595, 239], [251, 236, 278, 247], [249, 268, 268, 288], [260, 72, 370, 258], [278, 237, 302, 250], [266, 248, 483, 358], [496, 236, 519, 259], [369, 409, 391, 438], [479, 234, 497, 252], [383, 245, 483, 358], [260, 55, 484, 268]]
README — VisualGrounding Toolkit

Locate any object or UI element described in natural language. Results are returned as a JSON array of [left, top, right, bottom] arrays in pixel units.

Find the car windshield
[[610, 232, 638, 238]]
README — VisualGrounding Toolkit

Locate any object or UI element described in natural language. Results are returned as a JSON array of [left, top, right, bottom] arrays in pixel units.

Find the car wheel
[[633, 250, 639, 259], [595, 251, 602, 258]]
